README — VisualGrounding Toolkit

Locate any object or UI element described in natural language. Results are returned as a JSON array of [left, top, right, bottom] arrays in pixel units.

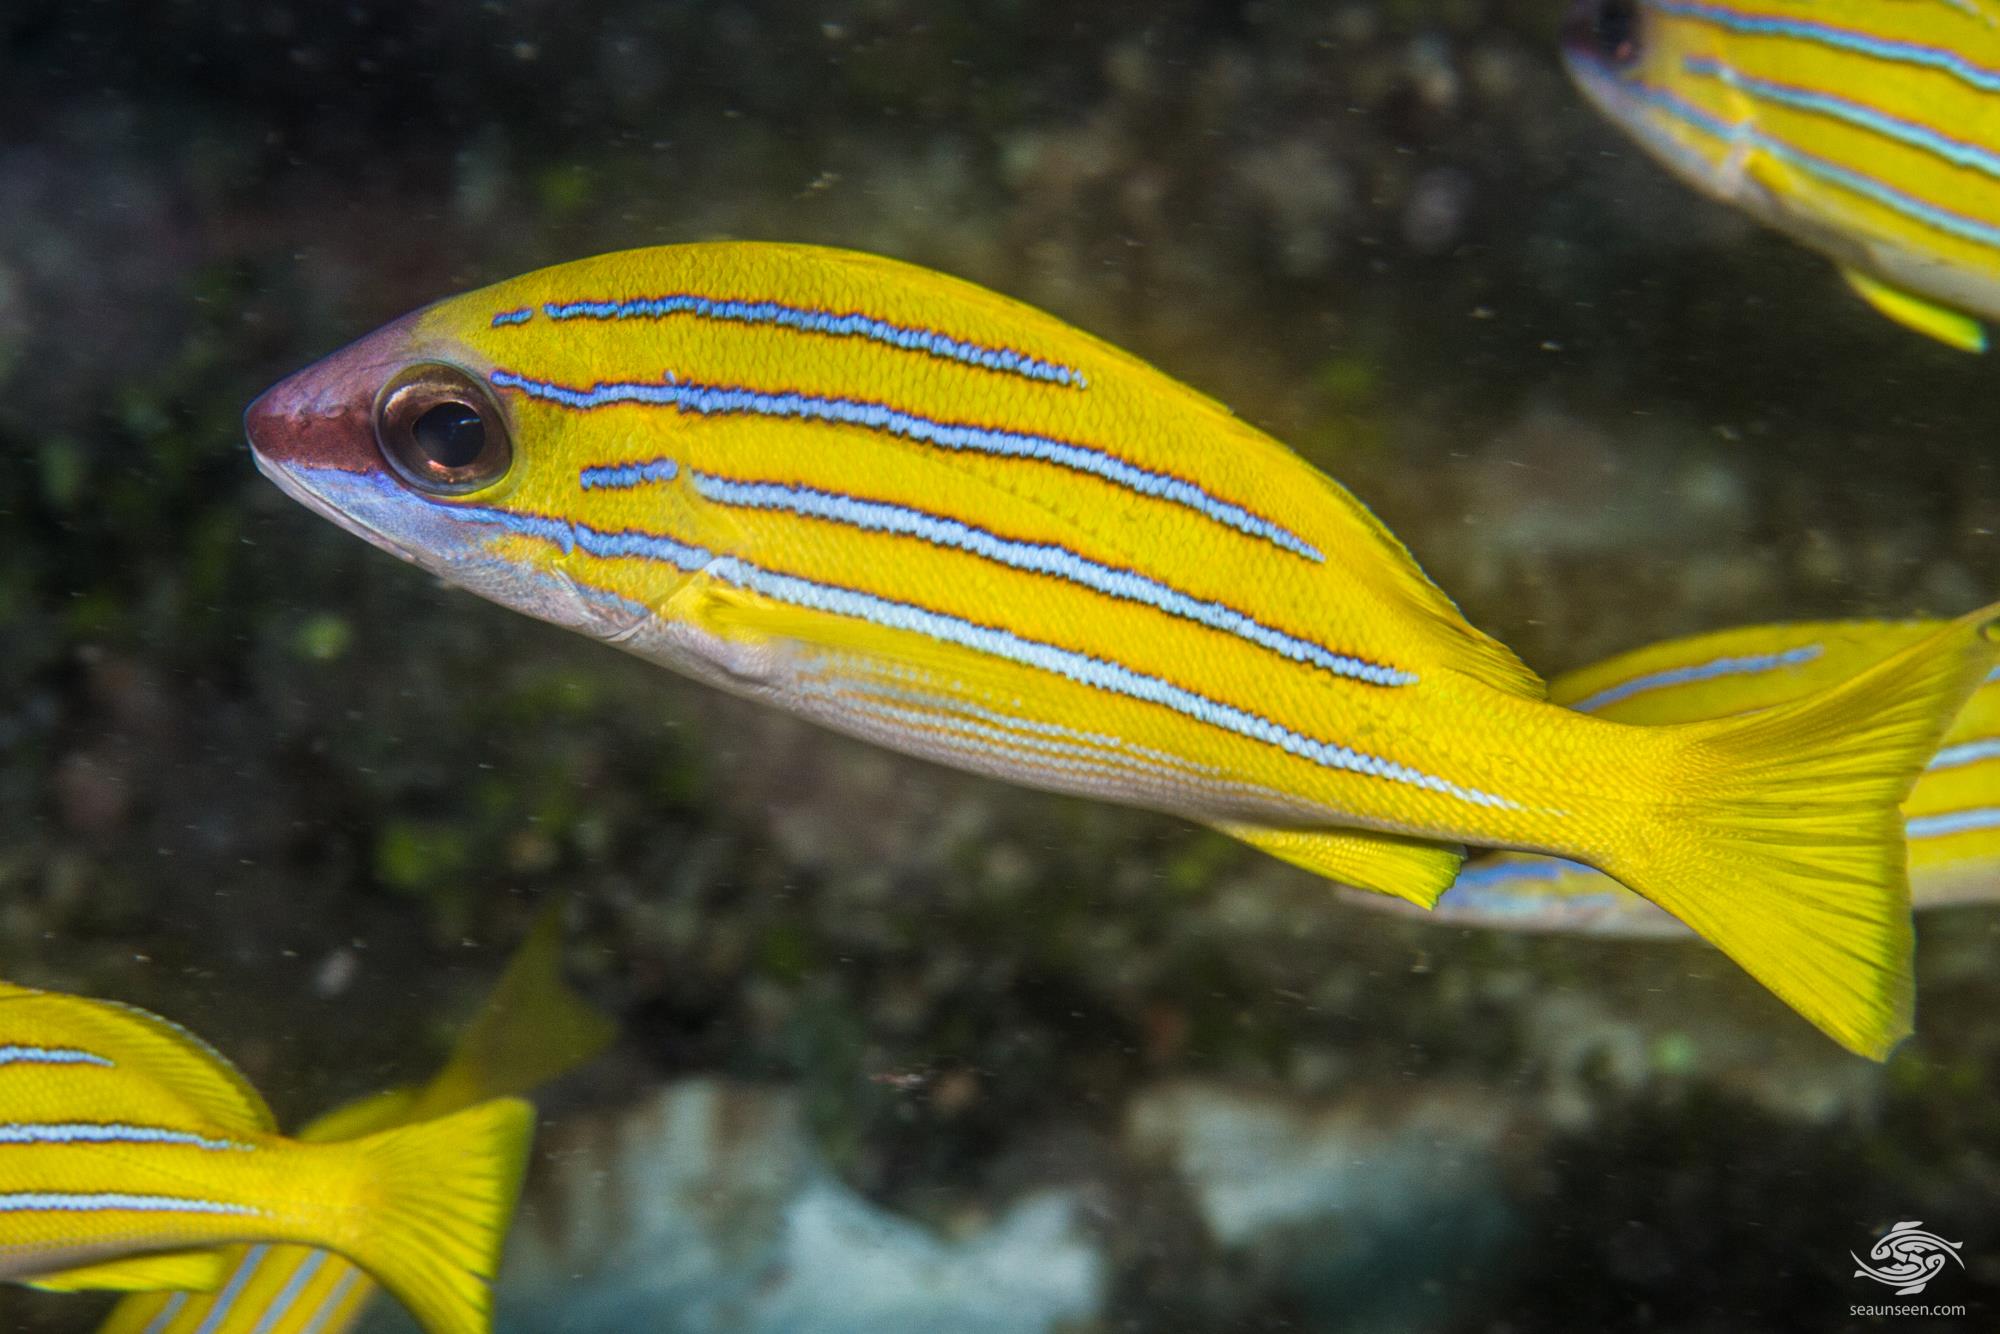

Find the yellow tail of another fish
[[330, 1096, 535, 1334], [1598, 606, 2000, 1059]]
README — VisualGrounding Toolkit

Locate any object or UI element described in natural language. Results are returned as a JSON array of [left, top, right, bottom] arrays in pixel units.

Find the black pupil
[[1595, 0, 1639, 61], [410, 401, 486, 469]]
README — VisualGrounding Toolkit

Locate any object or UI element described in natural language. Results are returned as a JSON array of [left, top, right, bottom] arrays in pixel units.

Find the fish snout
[[243, 310, 429, 475]]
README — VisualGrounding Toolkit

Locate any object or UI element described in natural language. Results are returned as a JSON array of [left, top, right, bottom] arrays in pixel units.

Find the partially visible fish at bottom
[[1343, 620, 2000, 935], [95, 905, 616, 1334]]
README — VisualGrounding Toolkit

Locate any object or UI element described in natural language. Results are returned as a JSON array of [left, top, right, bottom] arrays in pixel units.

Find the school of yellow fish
[[12, 5, 2000, 1330]]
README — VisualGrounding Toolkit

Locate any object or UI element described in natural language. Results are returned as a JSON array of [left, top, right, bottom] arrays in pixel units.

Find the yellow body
[[98, 906, 615, 1334], [245, 241, 2000, 1056], [1347, 622, 2000, 934], [0, 982, 534, 1334], [1564, 0, 2000, 349]]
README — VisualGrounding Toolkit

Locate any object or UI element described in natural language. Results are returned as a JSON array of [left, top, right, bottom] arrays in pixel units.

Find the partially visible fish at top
[[1343, 620, 2000, 935], [243, 241, 2000, 1057], [1563, 0, 2000, 350], [0, 979, 535, 1334], [96, 902, 616, 1334]]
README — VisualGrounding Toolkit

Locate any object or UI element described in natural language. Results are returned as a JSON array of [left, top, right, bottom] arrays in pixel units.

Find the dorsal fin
[[0, 985, 276, 1132]]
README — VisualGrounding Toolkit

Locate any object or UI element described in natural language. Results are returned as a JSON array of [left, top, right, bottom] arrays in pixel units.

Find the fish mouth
[[250, 450, 426, 566], [242, 309, 443, 563]]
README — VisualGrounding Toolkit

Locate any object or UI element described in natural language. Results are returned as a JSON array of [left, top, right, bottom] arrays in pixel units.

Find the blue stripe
[[1651, 0, 2000, 94], [536, 293, 1087, 388], [799, 683, 1286, 803], [804, 667, 1234, 777], [833, 697, 1210, 789], [433, 500, 1514, 810], [689, 472, 1415, 686], [1986, 665, 2000, 685], [0, 1046, 111, 1068], [1683, 56, 2000, 181], [489, 308, 534, 327], [0, 1192, 258, 1215], [580, 458, 680, 490], [0, 1122, 252, 1150], [1929, 736, 2000, 771], [194, 1245, 268, 1334], [298, 1268, 363, 1334], [141, 1291, 188, 1334], [248, 1249, 331, 1334], [801, 669, 1326, 809], [1587, 71, 2000, 250], [1907, 806, 2000, 838], [488, 369, 1326, 562], [1567, 644, 1823, 714]]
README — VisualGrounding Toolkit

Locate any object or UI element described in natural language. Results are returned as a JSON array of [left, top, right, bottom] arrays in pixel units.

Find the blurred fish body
[[243, 240, 1999, 1057], [0, 981, 535, 1334], [97, 906, 615, 1334], [1350, 621, 2000, 934], [1563, 0, 2000, 350]]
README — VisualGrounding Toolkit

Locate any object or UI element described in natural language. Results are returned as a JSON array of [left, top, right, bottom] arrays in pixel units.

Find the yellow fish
[[98, 905, 616, 1334], [242, 241, 1997, 1057], [1345, 620, 2000, 934], [1563, 0, 2000, 350], [0, 979, 534, 1334]]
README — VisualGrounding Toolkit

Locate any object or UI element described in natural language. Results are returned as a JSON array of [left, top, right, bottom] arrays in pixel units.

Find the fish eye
[[374, 363, 512, 495], [1587, 0, 1642, 66]]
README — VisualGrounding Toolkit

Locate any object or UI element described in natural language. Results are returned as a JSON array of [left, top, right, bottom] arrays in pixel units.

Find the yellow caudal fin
[[1605, 605, 2000, 1058], [1841, 268, 1988, 352], [334, 1097, 536, 1334], [1217, 823, 1466, 907], [29, 1248, 230, 1293]]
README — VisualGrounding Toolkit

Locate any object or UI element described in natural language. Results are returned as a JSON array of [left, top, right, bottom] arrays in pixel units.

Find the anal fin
[[28, 1249, 231, 1293], [1841, 268, 1987, 352], [1218, 823, 1466, 907]]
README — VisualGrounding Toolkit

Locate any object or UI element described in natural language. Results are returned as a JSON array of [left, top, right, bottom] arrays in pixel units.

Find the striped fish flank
[[246, 239, 2000, 1058], [1562, 0, 2000, 349], [0, 979, 535, 1334], [1345, 619, 2000, 934]]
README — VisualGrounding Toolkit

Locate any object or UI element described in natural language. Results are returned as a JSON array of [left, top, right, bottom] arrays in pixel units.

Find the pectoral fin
[[28, 1249, 230, 1293], [1218, 823, 1466, 907], [1841, 269, 1987, 352]]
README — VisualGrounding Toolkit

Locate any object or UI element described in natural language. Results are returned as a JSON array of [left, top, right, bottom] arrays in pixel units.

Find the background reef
[[2, 2, 1997, 1330]]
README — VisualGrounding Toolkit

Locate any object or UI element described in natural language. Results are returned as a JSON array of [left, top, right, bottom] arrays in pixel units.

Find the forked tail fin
[[1601, 604, 2000, 1058], [334, 1096, 536, 1334]]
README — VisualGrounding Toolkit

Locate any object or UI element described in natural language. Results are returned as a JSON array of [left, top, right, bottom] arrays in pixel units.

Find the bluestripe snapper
[[243, 241, 1999, 1056]]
